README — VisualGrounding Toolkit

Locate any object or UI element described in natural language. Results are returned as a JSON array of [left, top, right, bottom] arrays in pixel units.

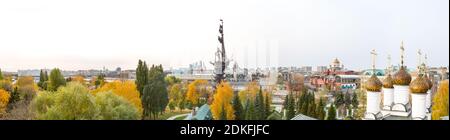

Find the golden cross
[[400, 41, 405, 66], [370, 49, 377, 73], [387, 54, 392, 74]]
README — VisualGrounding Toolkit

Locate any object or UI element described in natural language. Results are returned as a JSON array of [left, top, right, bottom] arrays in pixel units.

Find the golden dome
[[365, 74, 382, 92], [424, 74, 433, 90], [332, 58, 340, 66], [393, 66, 412, 85], [410, 76, 430, 94], [382, 74, 394, 88]]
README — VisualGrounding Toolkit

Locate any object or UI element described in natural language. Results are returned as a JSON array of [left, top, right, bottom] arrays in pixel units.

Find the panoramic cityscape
[[0, 0, 448, 121]]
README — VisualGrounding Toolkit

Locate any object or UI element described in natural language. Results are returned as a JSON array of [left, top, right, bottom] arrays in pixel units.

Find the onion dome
[[393, 66, 412, 85], [365, 74, 382, 92], [382, 74, 394, 88], [333, 58, 340, 64], [410, 76, 430, 94], [424, 74, 433, 90]]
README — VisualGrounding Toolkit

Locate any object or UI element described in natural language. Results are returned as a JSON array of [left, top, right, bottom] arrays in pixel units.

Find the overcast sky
[[0, 0, 448, 71]]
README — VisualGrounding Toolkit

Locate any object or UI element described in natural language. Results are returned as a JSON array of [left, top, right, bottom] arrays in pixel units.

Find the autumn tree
[[48, 68, 66, 91], [31, 82, 139, 120], [238, 82, 259, 105], [210, 82, 235, 120], [0, 79, 13, 92], [168, 83, 185, 111], [16, 76, 38, 104], [72, 75, 85, 84], [92, 81, 143, 115], [287, 73, 304, 93], [0, 89, 10, 114], [432, 80, 449, 120], [353, 89, 367, 120], [186, 79, 210, 108]]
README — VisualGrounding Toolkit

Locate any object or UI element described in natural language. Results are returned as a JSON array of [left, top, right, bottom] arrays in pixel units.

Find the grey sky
[[0, 0, 448, 71]]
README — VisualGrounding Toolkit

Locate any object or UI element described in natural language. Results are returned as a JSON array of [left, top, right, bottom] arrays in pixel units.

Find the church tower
[[391, 41, 412, 116], [364, 50, 383, 120]]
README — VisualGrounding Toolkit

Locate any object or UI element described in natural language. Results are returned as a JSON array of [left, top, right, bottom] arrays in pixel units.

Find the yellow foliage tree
[[186, 80, 210, 107], [72, 75, 85, 84], [16, 76, 38, 101], [92, 81, 143, 115], [0, 89, 10, 114], [238, 81, 260, 105], [432, 80, 449, 120], [210, 82, 235, 120], [17, 76, 35, 88]]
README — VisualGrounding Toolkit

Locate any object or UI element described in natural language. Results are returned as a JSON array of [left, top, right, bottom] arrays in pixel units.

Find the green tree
[[38, 70, 49, 90], [267, 111, 282, 120], [165, 76, 181, 86], [141, 64, 168, 119], [316, 98, 326, 120], [94, 74, 106, 88], [327, 104, 337, 120], [168, 100, 176, 112], [286, 92, 296, 120], [244, 98, 256, 120], [334, 92, 345, 118], [7, 87, 20, 111], [255, 87, 265, 120], [32, 82, 98, 120], [48, 68, 66, 91], [283, 94, 289, 110], [351, 92, 359, 109], [344, 92, 352, 116], [301, 93, 310, 115], [95, 91, 140, 120], [178, 98, 186, 111], [264, 92, 271, 118], [232, 93, 244, 120], [135, 60, 149, 95], [0, 69, 3, 80], [307, 93, 316, 117]]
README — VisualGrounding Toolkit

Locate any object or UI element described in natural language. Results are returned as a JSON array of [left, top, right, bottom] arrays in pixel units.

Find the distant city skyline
[[0, 0, 448, 72]]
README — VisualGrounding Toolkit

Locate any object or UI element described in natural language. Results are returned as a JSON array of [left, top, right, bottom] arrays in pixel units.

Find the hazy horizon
[[1, 0, 449, 72]]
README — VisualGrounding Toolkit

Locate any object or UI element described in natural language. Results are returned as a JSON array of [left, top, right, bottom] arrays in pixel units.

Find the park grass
[[174, 115, 187, 120], [155, 110, 191, 120]]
